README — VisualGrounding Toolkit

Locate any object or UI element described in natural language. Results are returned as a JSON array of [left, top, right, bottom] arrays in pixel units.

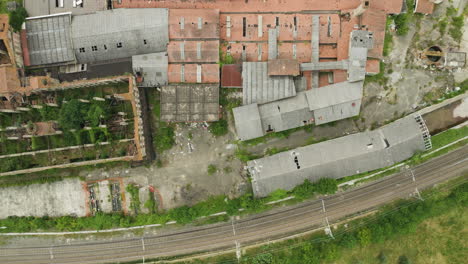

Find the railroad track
[[1, 146, 467, 264]]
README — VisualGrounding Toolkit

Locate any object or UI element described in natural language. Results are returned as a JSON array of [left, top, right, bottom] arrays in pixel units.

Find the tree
[[9, 7, 28, 32], [58, 100, 86, 130], [86, 103, 108, 127]]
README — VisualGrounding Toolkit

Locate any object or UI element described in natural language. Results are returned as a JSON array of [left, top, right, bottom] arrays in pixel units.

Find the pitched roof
[[71, 9, 169, 64], [248, 115, 426, 197]]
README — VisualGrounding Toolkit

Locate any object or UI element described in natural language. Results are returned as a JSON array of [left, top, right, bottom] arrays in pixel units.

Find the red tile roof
[[366, 59, 381, 74], [169, 9, 220, 39], [415, 0, 435, 14], [114, 0, 361, 13], [221, 64, 242, 88], [168, 40, 219, 63]]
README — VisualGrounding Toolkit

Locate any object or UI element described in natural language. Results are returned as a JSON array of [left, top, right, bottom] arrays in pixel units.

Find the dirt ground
[[360, 1, 467, 130], [423, 97, 468, 133], [81, 122, 246, 210]]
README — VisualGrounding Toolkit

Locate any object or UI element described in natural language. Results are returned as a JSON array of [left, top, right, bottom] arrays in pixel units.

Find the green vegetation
[[209, 119, 228, 137], [187, 178, 467, 264], [431, 126, 468, 149], [364, 62, 388, 85], [8, 6, 27, 32], [144, 191, 157, 214], [151, 98, 176, 153], [445, 6, 465, 42], [449, 15, 464, 42], [207, 164, 217, 175], [383, 18, 393, 56], [126, 184, 141, 214], [218, 47, 235, 68], [394, 0, 414, 36], [235, 147, 260, 162]]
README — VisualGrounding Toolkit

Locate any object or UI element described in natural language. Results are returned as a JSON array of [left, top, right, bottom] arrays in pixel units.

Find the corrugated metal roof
[[71, 8, 169, 64], [221, 64, 242, 88], [242, 62, 296, 105], [247, 115, 426, 197], [132, 52, 168, 87], [25, 13, 76, 66]]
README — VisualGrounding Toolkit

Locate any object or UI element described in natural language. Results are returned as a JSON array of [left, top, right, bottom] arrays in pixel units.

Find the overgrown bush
[[58, 100, 87, 130], [126, 184, 141, 214], [8, 6, 27, 32], [207, 164, 217, 175], [209, 119, 228, 136]]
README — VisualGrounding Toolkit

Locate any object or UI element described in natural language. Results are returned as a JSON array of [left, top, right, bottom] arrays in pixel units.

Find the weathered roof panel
[[242, 62, 296, 105], [132, 52, 168, 87], [25, 13, 76, 66], [71, 8, 169, 64]]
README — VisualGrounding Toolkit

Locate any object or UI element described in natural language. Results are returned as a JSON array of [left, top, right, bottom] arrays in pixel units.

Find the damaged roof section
[[268, 59, 300, 76], [160, 84, 219, 122], [25, 13, 75, 66], [248, 115, 428, 197], [132, 52, 168, 87]]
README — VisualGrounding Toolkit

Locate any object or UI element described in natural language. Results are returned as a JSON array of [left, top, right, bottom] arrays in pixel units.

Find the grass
[[364, 62, 388, 85], [431, 126, 468, 149], [166, 177, 467, 264], [150, 94, 176, 154], [333, 201, 467, 264], [383, 18, 394, 56]]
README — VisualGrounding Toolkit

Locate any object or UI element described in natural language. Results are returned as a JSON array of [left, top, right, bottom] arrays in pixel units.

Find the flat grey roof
[[233, 104, 264, 141], [132, 52, 168, 87], [160, 84, 219, 122], [305, 81, 363, 110], [242, 62, 296, 105], [25, 13, 76, 66], [71, 8, 169, 64], [248, 115, 426, 197]]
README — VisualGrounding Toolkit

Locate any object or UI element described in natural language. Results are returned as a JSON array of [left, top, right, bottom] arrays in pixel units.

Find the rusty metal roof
[[268, 59, 300, 76], [221, 64, 242, 88]]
